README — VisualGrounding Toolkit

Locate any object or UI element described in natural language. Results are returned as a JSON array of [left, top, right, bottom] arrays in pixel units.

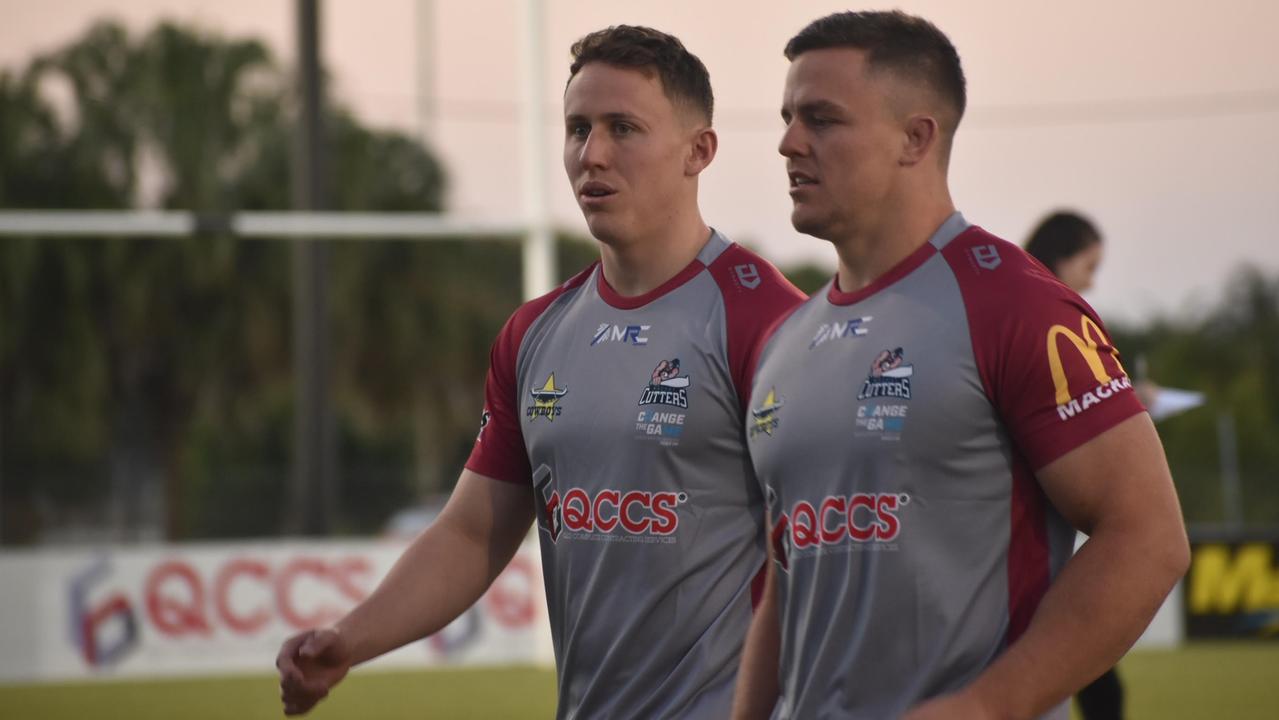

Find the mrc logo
[[1046, 315, 1132, 421]]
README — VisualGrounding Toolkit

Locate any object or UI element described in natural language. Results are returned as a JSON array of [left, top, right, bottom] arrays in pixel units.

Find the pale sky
[[3, 0, 1278, 323]]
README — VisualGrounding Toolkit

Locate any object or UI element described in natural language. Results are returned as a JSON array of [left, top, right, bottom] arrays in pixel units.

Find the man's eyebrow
[[796, 100, 844, 115], [782, 99, 844, 120], [565, 112, 642, 123]]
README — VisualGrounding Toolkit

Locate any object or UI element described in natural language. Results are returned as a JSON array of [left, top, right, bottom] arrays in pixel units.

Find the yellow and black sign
[[1185, 538, 1279, 639]]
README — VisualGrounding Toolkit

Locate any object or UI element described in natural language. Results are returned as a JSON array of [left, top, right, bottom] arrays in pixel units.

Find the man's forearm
[[337, 518, 516, 665], [732, 569, 781, 720], [963, 522, 1188, 719]]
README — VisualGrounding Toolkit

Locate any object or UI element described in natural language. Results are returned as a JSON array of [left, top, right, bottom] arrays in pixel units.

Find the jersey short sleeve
[[464, 267, 594, 484], [942, 230, 1145, 470], [706, 245, 807, 410]]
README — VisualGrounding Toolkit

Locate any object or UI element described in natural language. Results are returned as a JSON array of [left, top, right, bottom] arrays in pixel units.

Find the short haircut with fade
[[784, 11, 966, 137], [568, 25, 714, 125]]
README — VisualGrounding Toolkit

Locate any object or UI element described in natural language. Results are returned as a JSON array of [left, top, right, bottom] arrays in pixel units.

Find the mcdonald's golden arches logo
[[1046, 315, 1131, 420]]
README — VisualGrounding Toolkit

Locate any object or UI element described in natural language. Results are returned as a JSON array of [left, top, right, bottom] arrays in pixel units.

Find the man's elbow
[[1163, 526, 1191, 585], [1145, 511, 1191, 594]]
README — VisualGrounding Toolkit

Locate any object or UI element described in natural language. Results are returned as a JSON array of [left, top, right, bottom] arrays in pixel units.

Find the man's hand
[[277, 627, 355, 716]]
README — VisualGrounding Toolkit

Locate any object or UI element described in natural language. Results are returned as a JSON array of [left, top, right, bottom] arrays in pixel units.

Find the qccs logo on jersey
[[770, 491, 910, 570], [533, 467, 687, 544], [534, 468, 564, 542]]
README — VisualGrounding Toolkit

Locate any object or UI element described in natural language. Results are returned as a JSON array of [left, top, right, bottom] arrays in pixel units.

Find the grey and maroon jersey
[[747, 213, 1144, 719], [466, 231, 805, 719]]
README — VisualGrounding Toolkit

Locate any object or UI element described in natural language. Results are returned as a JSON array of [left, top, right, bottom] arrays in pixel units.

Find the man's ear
[[686, 126, 718, 176], [900, 114, 939, 167]]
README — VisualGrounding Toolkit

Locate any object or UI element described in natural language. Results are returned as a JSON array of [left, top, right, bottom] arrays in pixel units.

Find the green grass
[[0, 665, 558, 720], [2, 643, 1276, 719], [1098, 642, 1279, 720]]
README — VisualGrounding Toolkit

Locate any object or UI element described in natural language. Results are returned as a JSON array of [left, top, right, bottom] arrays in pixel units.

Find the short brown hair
[[785, 11, 965, 136], [569, 25, 714, 124]]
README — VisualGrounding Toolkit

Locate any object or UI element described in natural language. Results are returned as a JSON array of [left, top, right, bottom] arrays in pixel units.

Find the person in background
[[1025, 210, 1126, 720], [1024, 211, 1104, 294]]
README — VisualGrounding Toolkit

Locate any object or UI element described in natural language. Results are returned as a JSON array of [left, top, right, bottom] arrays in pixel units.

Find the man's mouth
[[789, 171, 818, 188], [579, 181, 617, 199]]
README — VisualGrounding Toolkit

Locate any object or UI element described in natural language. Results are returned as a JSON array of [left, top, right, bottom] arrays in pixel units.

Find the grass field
[[2, 642, 1276, 719]]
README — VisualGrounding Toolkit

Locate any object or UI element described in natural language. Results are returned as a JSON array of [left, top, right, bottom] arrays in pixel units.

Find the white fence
[[0, 538, 552, 684]]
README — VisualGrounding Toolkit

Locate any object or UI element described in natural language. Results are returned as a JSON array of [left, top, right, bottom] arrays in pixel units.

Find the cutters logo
[[527, 373, 567, 421], [810, 316, 872, 349], [771, 492, 910, 569], [1047, 316, 1131, 421], [591, 323, 650, 347], [750, 388, 784, 437], [638, 359, 690, 408], [857, 348, 914, 400], [533, 467, 686, 543], [70, 557, 139, 668]]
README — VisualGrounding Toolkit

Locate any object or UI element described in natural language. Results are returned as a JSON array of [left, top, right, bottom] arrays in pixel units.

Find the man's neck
[[834, 190, 955, 294], [599, 214, 712, 298]]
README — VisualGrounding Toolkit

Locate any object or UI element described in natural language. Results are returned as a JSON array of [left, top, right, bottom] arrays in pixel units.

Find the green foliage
[[1110, 268, 1279, 527], [0, 19, 454, 543], [0, 19, 602, 543], [779, 262, 830, 296]]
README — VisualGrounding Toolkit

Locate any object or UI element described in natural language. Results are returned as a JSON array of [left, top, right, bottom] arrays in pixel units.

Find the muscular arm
[[337, 469, 535, 664], [907, 413, 1189, 719], [732, 546, 781, 719]]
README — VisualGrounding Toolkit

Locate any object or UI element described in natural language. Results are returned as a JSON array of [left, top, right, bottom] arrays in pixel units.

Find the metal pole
[[1, 395, 4, 544], [288, 0, 335, 536], [415, 0, 437, 145], [1216, 412, 1243, 528], [519, 0, 554, 301]]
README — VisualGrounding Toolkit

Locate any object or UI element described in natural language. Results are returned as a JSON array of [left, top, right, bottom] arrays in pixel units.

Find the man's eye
[[569, 124, 590, 138], [613, 123, 634, 135]]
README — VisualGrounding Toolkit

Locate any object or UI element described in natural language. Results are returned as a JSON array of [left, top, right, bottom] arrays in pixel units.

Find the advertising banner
[[0, 538, 551, 683], [1185, 534, 1279, 640]]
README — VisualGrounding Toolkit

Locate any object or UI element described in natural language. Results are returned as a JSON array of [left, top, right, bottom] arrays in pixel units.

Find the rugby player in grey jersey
[[732, 11, 1188, 720], [277, 26, 803, 719]]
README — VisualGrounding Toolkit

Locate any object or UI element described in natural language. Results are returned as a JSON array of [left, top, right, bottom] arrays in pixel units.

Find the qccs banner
[[0, 539, 552, 683], [1185, 535, 1279, 639]]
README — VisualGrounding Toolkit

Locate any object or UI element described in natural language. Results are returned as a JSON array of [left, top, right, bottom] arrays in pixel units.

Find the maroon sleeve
[[707, 245, 808, 411], [464, 265, 595, 484], [941, 229, 1145, 471]]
